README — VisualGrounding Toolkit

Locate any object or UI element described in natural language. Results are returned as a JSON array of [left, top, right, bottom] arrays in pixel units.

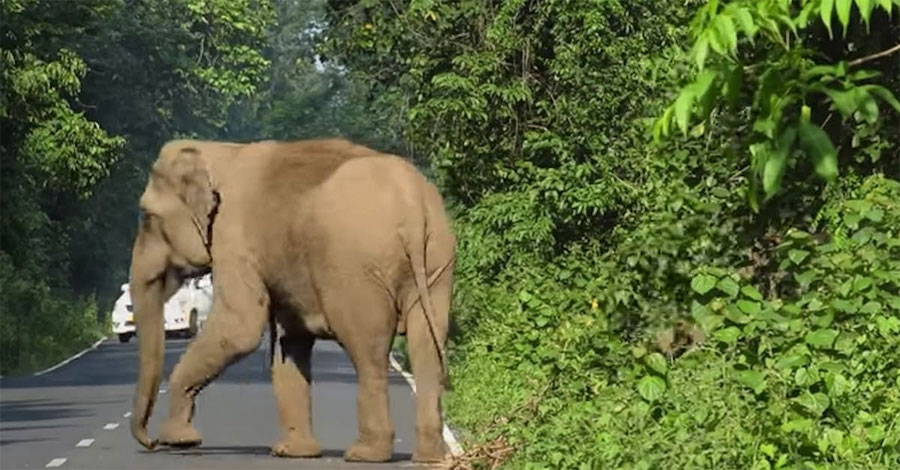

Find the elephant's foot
[[344, 438, 393, 462], [271, 434, 322, 458], [158, 419, 202, 448], [412, 436, 449, 463]]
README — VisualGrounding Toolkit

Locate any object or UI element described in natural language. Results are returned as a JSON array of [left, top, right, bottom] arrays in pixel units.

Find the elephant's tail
[[402, 197, 451, 389]]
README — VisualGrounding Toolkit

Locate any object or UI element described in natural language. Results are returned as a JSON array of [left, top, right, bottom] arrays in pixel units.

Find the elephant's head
[[128, 140, 222, 449]]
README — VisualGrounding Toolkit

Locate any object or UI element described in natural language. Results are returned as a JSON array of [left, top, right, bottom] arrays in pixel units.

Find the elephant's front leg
[[158, 265, 269, 447], [271, 328, 321, 457]]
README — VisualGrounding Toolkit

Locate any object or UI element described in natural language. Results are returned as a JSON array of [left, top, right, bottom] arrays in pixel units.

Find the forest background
[[2, 0, 898, 468]]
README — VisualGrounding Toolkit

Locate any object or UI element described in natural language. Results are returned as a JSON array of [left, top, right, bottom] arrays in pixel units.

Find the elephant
[[127, 137, 456, 463]]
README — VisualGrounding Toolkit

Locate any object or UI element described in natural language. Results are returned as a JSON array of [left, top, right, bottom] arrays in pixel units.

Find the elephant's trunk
[[130, 275, 164, 450], [127, 225, 172, 450]]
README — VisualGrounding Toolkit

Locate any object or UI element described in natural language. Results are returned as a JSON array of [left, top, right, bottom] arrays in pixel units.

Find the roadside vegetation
[[3, 1, 899, 469], [320, 1, 900, 468], [0, 0, 275, 374]]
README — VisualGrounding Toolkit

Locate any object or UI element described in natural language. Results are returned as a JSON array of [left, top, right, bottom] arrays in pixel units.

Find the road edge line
[[34, 336, 107, 376], [388, 352, 464, 457]]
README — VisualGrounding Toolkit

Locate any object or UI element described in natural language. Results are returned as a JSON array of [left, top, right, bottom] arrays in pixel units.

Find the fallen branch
[[849, 43, 900, 67], [439, 385, 550, 470], [440, 437, 519, 470]]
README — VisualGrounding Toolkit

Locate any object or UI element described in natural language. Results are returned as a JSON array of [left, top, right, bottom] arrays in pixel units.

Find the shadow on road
[[157, 445, 414, 462], [0, 437, 51, 445], [0, 398, 93, 422], [0, 338, 407, 389]]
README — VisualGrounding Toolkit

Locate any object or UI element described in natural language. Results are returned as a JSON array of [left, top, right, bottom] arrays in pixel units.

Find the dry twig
[[849, 43, 900, 67], [440, 437, 519, 470]]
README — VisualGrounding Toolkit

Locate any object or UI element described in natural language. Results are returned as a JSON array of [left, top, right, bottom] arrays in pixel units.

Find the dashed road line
[[123, 412, 132, 418], [103, 422, 120, 430], [45, 458, 67, 467], [388, 352, 464, 457], [75, 438, 94, 447]]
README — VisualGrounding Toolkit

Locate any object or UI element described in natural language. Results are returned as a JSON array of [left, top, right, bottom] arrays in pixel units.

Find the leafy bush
[[1, 0, 277, 374], [654, 0, 900, 207], [0, 252, 104, 375], [445, 174, 899, 470]]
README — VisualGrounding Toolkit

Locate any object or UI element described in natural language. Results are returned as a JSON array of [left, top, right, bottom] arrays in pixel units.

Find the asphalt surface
[[0, 336, 428, 469]]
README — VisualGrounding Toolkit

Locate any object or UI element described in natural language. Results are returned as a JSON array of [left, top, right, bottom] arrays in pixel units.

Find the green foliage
[[321, 0, 900, 468], [1, 40, 125, 198], [0, 252, 105, 374], [4, 2, 898, 469], [654, 0, 900, 208], [445, 174, 900, 470], [0, 0, 275, 374]]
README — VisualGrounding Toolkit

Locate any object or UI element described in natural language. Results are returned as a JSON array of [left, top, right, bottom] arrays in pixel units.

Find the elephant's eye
[[138, 208, 157, 227]]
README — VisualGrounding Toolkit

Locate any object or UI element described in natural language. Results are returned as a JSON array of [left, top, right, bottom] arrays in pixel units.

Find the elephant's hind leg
[[326, 284, 396, 463], [271, 325, 321, 458], [407, 274, 452, 463], [159, 267, 269, 448]]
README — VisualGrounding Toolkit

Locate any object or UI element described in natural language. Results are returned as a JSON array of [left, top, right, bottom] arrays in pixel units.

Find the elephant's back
[[303, 156, 426, 276], [247, 139, 384, 202], [309, 155, 421, 236]]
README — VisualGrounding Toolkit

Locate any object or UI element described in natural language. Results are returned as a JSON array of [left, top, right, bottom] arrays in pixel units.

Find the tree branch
[[849, 43, 900, 67]]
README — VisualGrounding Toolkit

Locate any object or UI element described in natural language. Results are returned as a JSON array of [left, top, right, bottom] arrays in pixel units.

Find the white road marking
[[123, 412, 132, 418], [103, 423, 120, 430], [45, 458, 67, 467], [159, 389, 167, 394], [388, 352, 464, 457], [76, 438, 94, 447], [34, 337, 107, 376]]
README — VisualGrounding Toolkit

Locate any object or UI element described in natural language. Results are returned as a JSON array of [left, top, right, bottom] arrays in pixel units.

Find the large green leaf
[[645, 352, 668, 375], [836, 0, 852, 36], [855, 0, 874, 28], [715, 326, 742, 344], [731, 6, 757, 39], [737, 370, 767, 394], [741, 285, 763, 301], [716, 277, 740, 297], [863, 85, 900, 112], [674, 88, 696, 136], [736, 300, 761, 315], [691, 69, 720, 121], [824, 88, 859, 117], [795, 392, 831, 417], [714, 14, 738, 56], [798, 122, 838, 182], [763, 127, 796, 196], [693, 36, 710, 69], [637, 375, 667, 402], [805, 328, 840, 349], [820, 0, 836, 38], [691, 273, 718, 295]]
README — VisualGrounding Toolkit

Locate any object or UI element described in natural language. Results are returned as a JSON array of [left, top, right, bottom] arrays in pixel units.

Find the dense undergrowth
[[447, 173, 900, 469], [322, 0, 900, 468]]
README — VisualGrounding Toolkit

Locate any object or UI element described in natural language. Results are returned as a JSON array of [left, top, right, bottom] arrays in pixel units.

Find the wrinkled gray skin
[[128, 138, 455, 463]]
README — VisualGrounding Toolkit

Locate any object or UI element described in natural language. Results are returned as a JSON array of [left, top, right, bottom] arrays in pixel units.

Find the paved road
[[0, 336, 427, 469]]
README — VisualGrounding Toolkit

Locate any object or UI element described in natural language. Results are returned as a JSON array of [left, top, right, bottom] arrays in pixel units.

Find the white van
[[111, 274, 214, 343], [174, 274, 214, 331]]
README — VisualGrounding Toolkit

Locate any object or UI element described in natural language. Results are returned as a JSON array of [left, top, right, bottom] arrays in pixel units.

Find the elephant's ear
[[173, 147, 216, 246]]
